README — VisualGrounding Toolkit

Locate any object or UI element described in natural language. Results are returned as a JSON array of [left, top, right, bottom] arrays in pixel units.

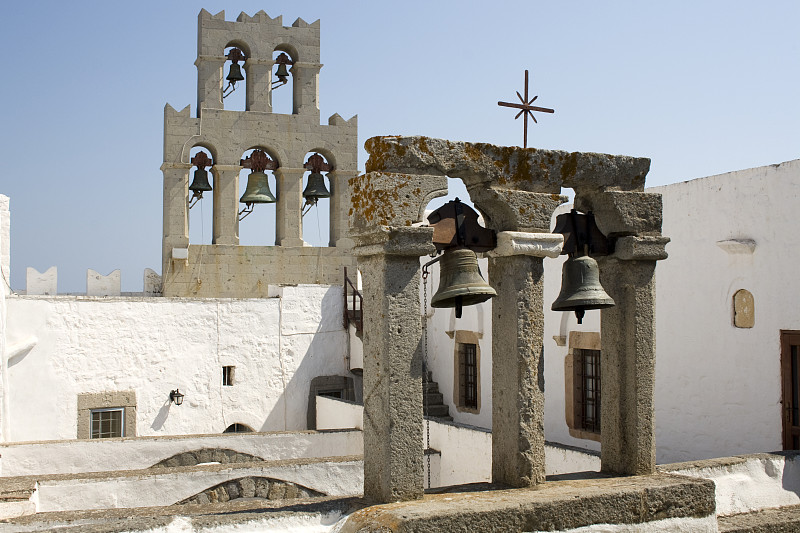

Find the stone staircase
[[423, 371, 453, 422]]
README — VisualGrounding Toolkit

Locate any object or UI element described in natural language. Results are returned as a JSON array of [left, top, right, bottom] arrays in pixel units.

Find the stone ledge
[[341, 474, 715, 532], [718, 504, 800, 532]]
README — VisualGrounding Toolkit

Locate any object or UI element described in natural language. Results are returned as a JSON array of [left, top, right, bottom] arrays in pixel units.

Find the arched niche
[[188, 145, 216, 245], [222, 43, 248, 111], [270, 47, 296, 115], [301, 150, 335, 247], [238, 147, 279, 245]]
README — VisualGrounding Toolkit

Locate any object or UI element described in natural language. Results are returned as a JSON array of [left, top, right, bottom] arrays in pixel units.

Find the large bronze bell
[[226, 62, 245, 84], [240, 171, 277, 204], [188, 167, 212, 196], [302, 172, 330, 205], [431, 247, 497, 318], [551, 255, 614, 324]]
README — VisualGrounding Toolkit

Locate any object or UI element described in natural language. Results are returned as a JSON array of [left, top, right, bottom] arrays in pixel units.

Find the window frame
[[222, 365, 235, 386], [77, 391, 137, 440], [452, 330, 482, 414], [564, 331, 602, 442], [90, 407, 126, 439]]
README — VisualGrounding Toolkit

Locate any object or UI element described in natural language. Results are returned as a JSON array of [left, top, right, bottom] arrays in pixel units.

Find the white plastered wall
[[649, 159, 800, 463], [3, 285, 349, 442]]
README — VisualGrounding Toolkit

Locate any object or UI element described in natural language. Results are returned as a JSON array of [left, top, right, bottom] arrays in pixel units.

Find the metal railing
[[343, 267, 363, 335]]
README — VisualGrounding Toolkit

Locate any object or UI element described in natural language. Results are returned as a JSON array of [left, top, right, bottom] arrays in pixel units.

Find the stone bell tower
[[161, 9, 358, 298]]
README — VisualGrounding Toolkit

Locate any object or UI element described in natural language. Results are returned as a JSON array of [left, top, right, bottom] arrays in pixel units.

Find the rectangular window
[[459, 343, 478, 409], [90, 408, 125, 439], [575, 348, 601, 434], [222, 366, 235, 386]]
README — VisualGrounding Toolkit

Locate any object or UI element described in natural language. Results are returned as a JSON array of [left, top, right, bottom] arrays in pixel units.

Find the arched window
[[301, 152, 333, 247], [188, 146, 214, 244], [223, 423, 254, 433], [271, 48, 295, 114], [238, 148, 278, 245]]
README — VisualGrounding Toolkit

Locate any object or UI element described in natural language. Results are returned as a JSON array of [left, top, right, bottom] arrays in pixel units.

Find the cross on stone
[[498, 70, 554, 148]]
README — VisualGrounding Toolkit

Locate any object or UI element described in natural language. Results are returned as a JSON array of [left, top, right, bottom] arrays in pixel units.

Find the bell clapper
[[575, 308, 585, 324]]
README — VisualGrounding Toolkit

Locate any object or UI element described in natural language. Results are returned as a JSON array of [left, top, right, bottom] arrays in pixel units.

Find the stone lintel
[[348, 172, 447, 231], [487, 232, 563, 258], [364, 135, 650, 193], [340, 474, 716, 533], [352, 226, 436, 259], [613, 236, 670, 261]]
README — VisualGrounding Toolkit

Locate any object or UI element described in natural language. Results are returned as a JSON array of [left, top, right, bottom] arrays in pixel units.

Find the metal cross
[[498, 70, 554, 148]]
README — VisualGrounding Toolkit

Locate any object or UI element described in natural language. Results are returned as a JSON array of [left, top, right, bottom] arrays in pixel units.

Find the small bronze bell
[[188, 167, 212, 196], [240, 171, 277, 204], [431, 247, 497, 318], [275, 62, 290, 83], [551, 255, 614, 324], [226, 62, 245, 84], [302, 172, 331, 205]]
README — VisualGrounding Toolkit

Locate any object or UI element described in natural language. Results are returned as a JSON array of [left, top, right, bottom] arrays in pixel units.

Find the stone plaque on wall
[[733, 289, 755, 328]]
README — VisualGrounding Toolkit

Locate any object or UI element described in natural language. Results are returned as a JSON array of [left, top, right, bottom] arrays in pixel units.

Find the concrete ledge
[[340, 474, 715, 532]]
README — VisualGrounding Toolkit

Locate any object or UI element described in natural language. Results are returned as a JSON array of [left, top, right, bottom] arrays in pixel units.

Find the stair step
[[424, 392, 444, 405], [423, 382, 439, 394], [424, 404, 450, 417]]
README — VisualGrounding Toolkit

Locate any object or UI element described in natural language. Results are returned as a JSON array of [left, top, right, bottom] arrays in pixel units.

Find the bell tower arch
[[161, 10, 357, 297]]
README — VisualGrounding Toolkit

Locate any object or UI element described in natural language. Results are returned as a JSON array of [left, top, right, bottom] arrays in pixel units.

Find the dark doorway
[[781, 330, 800, 449]]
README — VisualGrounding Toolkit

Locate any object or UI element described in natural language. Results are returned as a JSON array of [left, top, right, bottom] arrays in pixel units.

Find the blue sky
[[1, 1, 797, 292]]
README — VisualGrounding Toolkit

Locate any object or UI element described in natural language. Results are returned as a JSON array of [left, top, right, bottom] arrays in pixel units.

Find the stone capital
[[613, 236, 670, 261], [275, 167, 306, 177], [353, 226, 435, 258], [292, 62, 323, 70], [487, 232, 563, 258]]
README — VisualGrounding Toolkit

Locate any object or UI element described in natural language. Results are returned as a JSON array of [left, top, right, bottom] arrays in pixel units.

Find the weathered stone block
[[348, 172, 447, 231], [470, 188, 566, 232], [268, 481, 286, 500], [254, 478, 270, 498], [575, 191, 663, 235]]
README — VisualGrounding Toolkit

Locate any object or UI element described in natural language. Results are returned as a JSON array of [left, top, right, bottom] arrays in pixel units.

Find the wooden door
[[781, 331, 800, 450]]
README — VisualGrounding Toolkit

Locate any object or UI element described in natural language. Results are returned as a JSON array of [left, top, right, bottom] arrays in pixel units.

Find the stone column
[[211, 165, 240, 245], [276, 167, 305, 247], [195, 56, 225, 113], [574, 191, 668, 476], [161, 163, 190, 280], [245, 58, 272, 113], [597, 236, 669, 475], [291, 62, 321, 118], [354, 226, 436, 503], [487, 232, 563, 487], [329, 169, 357, 248]]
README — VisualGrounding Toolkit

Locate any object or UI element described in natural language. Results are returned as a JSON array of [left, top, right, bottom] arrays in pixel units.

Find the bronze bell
[[226, 62, 245, 83], [188, 167, 212, 196], [275, 62, 290, 83], [302, 172, 330, 205], [431, 247, 497, 318], [551, 255, 614, 324], [240, 171, 277, 204]]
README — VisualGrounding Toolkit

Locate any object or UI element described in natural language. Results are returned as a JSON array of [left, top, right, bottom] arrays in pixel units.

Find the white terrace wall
[[0, 429, 362, 477], [0, 195, 8, 444], [3, 285, 351, 442], [650, 159, 800, 463]]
